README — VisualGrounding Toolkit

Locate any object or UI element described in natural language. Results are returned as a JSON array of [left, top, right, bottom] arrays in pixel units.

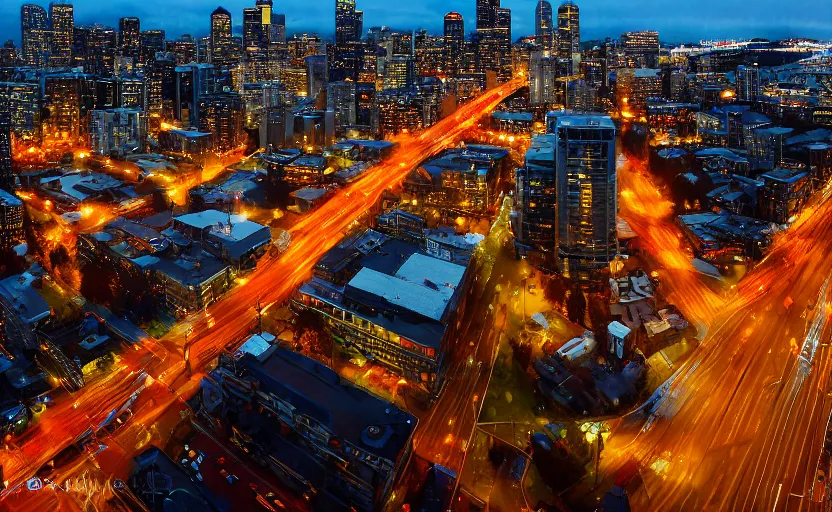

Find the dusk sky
[[3, 0, 832, 44]]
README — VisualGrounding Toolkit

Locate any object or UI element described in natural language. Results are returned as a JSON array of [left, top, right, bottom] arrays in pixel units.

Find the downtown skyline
[[2, 0, 832, 45]]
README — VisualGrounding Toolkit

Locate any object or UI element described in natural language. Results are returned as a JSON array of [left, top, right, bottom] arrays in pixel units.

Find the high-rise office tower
[[197, 91, 244, 152], [140, 29, 165, 64], [621, 30, 659, 68], [84, 25, 118, 76], [175, 63, 216, 126], [444, 12, 464, 75], [736, 64, 761, 102], [529, 50, 557, 105], [332, 0, 363, 82], [21, 4, 50, 67], [474, 0, 510, 77], [476, 0, 499, 30], [167, 37, 197, 65], [118, 17, 141, 64], [210, 7, 234, 67], [535, 0, 553, 49], [552, 114, 617, 281], [0, 103, 13, 192], [271, 13, 286, 48], [557, 0, 580, 74], [49, 2, 74, 67], [243, 0, 273, 81], [335, 0, 360, 44]]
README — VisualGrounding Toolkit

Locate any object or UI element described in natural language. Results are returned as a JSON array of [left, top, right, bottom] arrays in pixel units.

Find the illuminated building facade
[[646, 101, 700, 138], [736, 64, 761, 102], [175, 62, 216, 127], [305, 54, 327, 98], [0, 82, 41, 141], [414, 30, 444, 77], [333, 0, 363, 82], [139, 29, 165, 65], [621, 30, 660, 68], [199, 344, 416, 511], [77, 24, 118, 76], [529, 50, 557, 105], [147, 55, 176, 118], [443, 12, 464, 76], [21, 4, 50, 67], [535, 0, 554, 49], [474, 0, 511, 78], [515, 135, 557, 268], [552, 114, 617, 281], [280, 67, 307, 96], [41, 72, 96, 146], [166, 37, 196, 65], [296, 229, 471, 397], [382, 55, 414, 90], [556, 0, 580, 74], [0, 105, 13, 192], [377, 90, 423, 137], [242, 0, 273, 81], [0, 190, 24, 250], [326, 80, 356, 133], [89, 108, 145, 156], [758, 168, 809, 224], [49, 2, 74, 67], [241, 81, 284, 128], [406, 145, 511, 215], [118, 17, 141, 64], [746, 126, 793, 171], [616, 67, 662, 116], [210, 7, 234, 67], [196, 91, 244, 152], [281, 155, 328, 187]]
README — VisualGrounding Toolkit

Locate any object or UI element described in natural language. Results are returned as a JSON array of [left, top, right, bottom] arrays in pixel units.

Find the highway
[[0, 78, 525, 507], [593, 154, 832, 511]]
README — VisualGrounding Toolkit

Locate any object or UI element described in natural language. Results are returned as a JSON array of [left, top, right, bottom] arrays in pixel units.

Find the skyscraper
[[140, 29, 165, 64], [210, 7, 233, 67], [243, 0, 273, 81], [118, 17, 141, 64], [557, 1, 580, 74], [476, 0, 499, 30], [535, 0, 553, 49], [335, 0, 360, 45], [0, 102, 13, 192], [444, 12, 464, 75], [21, 4, 49, 67], [551, 113, 617, 281], [736, 64, 761, 102], [474, 0, 510, 77], [49, 2, 74, 67], [332, 0, 363, 82]]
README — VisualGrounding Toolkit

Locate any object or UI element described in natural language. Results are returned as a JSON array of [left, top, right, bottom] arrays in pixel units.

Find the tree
[[566, 287, 587, 326]]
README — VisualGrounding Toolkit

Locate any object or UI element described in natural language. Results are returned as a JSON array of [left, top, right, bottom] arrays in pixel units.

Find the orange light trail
[[0, 79, 524, 502]]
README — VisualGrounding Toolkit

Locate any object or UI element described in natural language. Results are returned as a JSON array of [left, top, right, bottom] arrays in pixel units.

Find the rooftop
[[0, 189, 22, 207], [0, 272, 50, 325], [347, 254, 463, 322], [240, 346, 416, 462], [554, 114, 615, 129], [761, 168, 809, 184]]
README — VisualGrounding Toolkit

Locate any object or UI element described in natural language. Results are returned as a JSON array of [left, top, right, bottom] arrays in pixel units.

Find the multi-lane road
[[598, 154, 832, 511], [0, 78, 524, 509]]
